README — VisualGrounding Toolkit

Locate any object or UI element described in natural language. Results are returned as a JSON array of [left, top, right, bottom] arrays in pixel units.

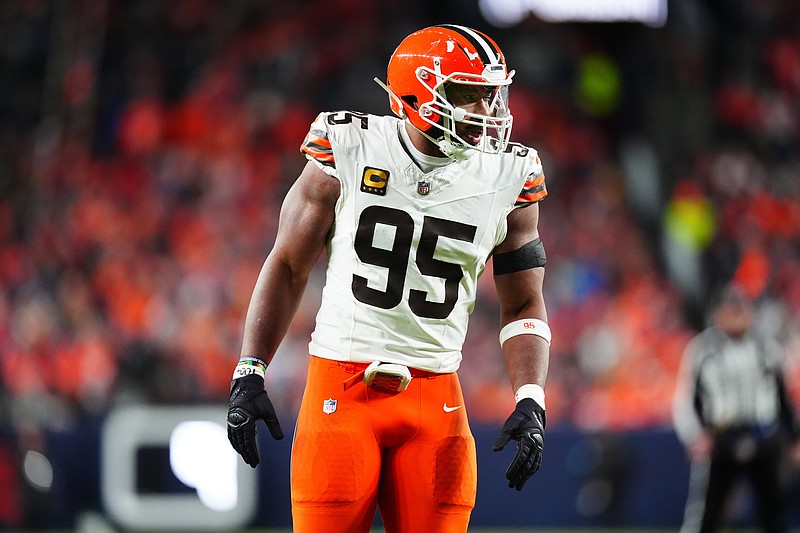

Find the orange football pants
[[290, 355, 477, 533]]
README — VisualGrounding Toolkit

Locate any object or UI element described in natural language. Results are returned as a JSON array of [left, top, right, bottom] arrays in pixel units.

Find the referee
[[673, 284, 800, 533]]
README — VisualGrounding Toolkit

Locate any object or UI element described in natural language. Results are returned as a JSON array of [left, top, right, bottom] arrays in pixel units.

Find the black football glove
[[227, 374, 284, 467], [492, 397, 545, 490]]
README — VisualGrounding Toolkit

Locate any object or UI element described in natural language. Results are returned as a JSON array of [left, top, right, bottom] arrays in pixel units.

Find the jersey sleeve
[[300, 113, 336, 176], [515, 152, 547, 206], [672, 335, 706, 445]]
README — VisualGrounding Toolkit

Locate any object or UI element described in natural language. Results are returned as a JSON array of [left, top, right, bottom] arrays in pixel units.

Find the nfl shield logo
[[417, 180, 430, 195], [323, 398, 337, 415]]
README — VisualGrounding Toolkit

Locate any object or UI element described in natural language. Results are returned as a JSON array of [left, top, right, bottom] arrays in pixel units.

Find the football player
[[227, 24, 550, 533]]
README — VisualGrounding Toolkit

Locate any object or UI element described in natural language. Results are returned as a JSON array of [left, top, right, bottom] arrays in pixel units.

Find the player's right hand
[[227, 374, 284, 468], [492, 397, 545, 490]]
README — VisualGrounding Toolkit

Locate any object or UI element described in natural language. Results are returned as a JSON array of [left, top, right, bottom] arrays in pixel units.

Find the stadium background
[[0, 0, 799, 530]]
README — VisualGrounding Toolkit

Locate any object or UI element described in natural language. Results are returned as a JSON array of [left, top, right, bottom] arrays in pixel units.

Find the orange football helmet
[[379, 24, 515, 156]]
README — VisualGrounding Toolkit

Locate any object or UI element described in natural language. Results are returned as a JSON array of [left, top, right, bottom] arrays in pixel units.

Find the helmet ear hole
[[401, 95, 419, 110]]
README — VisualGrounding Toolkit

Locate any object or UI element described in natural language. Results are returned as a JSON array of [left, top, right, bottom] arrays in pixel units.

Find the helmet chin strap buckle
[[438, 138, 473, 160], [437, 139, 455, 156]]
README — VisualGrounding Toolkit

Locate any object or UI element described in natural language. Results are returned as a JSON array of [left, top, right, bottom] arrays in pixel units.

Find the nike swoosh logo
[[443, 403, 462, 413]]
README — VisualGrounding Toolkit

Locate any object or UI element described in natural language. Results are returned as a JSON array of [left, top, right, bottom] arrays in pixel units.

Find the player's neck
[[404, 122, 447, 158], [400, 122, 452, 174]]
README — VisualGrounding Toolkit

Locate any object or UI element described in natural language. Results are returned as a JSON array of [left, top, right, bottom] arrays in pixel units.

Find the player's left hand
[[227, 374, 284, 468], [492, 397, 545, 490]]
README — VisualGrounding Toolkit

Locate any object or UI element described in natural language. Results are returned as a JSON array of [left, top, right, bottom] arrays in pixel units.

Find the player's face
[[446, 83, 497, 109], [444, 83, 502, 146]]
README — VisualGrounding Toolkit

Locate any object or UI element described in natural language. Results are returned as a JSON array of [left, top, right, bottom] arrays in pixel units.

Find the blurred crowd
[[1, 0, 799, 453]]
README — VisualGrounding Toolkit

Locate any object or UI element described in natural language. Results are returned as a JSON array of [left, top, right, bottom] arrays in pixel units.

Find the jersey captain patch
[[361, 167, 390, 196]]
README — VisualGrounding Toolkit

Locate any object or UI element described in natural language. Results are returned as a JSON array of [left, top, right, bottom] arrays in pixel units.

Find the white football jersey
[[300, 111, 546, 373]]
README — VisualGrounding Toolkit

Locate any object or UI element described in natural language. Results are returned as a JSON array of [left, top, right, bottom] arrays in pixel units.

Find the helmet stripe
[[436, 24, 500, 66]]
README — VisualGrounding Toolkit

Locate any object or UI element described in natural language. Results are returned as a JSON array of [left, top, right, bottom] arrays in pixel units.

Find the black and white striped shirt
[[673, 327, 794, 444]]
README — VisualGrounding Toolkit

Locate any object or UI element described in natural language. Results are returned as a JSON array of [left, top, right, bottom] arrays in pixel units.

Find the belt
[[714, 424, 778, 439], [338, 360, 442, 391]]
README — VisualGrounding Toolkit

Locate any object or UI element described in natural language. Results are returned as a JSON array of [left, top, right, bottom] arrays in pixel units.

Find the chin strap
[[412, 120, 474, 161], [410, 123, 473, 161], [422, 100, 474, 160], [437, 137, 474, 160]]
